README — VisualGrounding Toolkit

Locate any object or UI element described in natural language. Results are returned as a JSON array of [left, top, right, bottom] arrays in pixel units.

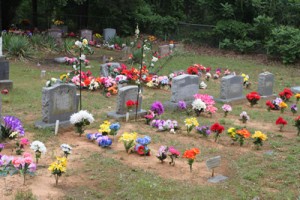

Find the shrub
[[5, 35, 34, 60], [266, 26, 300, 64], [214, 20, 252, 41]]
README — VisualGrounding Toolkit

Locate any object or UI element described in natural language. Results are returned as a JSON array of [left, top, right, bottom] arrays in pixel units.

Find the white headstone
[[0, 37, 2, 57]]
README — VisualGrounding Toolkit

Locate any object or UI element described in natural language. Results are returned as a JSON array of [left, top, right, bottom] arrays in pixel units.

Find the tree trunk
[[32, 0, 38, 28]]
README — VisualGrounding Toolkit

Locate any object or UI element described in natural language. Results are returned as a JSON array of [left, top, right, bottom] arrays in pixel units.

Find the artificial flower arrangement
[[184, 117, 199, 134], [156, 146, 180, 166], [61, 144, 72, 158], [186, 65, 199, 75], [150, 119, 178, 133], [210, 123, 224, 142], [252, 131, 267, 150], [235, 128, 251, 146], [48, 156, 67, 185], [222, 104, 232, 117], [275, 117, 287, 132], [98, 120, 111, 135], [97, 136, 112, 148], [196, 125, 211, 137], [291, 104, 297, 115], [205, 72, 212, 81], [86, 133, 103, 142], [126, 100, 138, 111], [295, 93, 300, 103], [191, 99, 206, 116], [193, 94, 217, 116], [279, 88, 293, 102], [15, 138, 29, 155], [246, 91, 261, 107], [30, 141, 46, 164], [134, 136, 151, 156], [241, 73, 251, 88], [46, 78, 58, 87], [227, 127, 238, 144], [266, 100, 275, 111], [53, 19, 64, 26], [294, 116, 300, 136], [0, 115, 25, 139], [144, 110, 156, 125], [150, 101, 164, 116], [279, 101, 288, 113], [118, 132, 138, 153], [239, 111, 250, 124], [70, 110, 95, 136], [183, 148, 200, 172], [213, 68, 221, 79]]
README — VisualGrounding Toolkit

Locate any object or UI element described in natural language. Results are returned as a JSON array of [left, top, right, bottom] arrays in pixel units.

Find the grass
[[5, 46, 300, 199]]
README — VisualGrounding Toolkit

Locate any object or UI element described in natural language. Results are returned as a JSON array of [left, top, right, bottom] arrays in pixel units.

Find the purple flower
[[97, 136, 112, 147], [28, 163, 37, 172], [2, 116, 25, 137], [291, 104, 297, 113], [196, 126, 211, 136], [150, 101, 164, 116], [178, 100, 187, 110], [0, 144, 4, 151]]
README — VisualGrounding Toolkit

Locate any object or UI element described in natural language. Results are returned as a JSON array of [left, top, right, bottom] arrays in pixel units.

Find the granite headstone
[[257, 72, 275, 97], [159, 45, 170, 57], [216, 75, 244, 103], [291, 86, 300, 94], [48, 29, 62, 44], [80, 29, 93, 41], [35, 83, 79, 128], [103, 28, 116, 42], [100, 62, 121, 77]]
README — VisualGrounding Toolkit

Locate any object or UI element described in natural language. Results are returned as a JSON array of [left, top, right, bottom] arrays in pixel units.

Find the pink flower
[[20, 138, 29, 146], [193, 94, 215, 106], [28, 163, 36, 172], [206, 105, 218, 114], [169, 146, 180, 156], [23, 152, 31, 158], [24, 156, 33, 164], [106, 92, 111, 97], [12, 157, 24, 168]]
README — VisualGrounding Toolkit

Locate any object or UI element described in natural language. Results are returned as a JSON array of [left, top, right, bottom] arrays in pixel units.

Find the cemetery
[[1, 3, 300, 200]]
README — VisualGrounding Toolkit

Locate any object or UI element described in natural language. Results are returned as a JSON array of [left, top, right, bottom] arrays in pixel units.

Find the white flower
[[51, 78, 57, 82], [192, 99, 207, 111], [206, 72, 212, 78], [75, 41, 82, 48], [199, 81, 207, 89], [61, 144, 72, 154], [240, 111, 250, 120], [169, 73, 175, 79], [46, 80, 51, 87], [79, 54, 86, 60], [151, 56, 158, 62], [30, 141, 47, 154], [70, 110, 95, 125], [73, 65, 78, 70]]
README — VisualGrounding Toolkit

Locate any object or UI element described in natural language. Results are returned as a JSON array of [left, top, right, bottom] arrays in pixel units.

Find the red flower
[[210, 123, 224, 134], [126, 100, 136, 108], [1, 89, 8, 95], [186, 66, 198, 75], [266, 100, 275, 109], [276, 117, 287, 125], [137, 145, 145, 155], [279, 88, 293, 101], [246, 91, 261, 106]]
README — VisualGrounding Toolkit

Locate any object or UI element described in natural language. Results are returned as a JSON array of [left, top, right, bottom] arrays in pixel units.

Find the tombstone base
[[208, 175, 228, 183], [291, 86, 300, 94], [215, 96, 245, 104], [259, 94, 277, 99], [34, 120, 72, 129], [164, 100, 193, 111], [0, 80, 13, 90], [107, 110, 147, 120]]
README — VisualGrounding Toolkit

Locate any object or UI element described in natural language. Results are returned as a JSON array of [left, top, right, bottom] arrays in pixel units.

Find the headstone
[[48, 29, 62, 44], [103, 28, 116, 42], [208, 175, 228, 183], [107, 85, 147, 120], [80, 29, 93, 41], [206, 156, 221, 171], [0, 36, 3, 56], [159, 45, 170, 57], [100, 62, 121, 77], [164, 74, 199, 110], [257, 72, 275, 97], [216, 75, 245, 103], [291, 86, 300, 94], [0, 54, 13, 91], [50, 25, 68, 35], [121, 46, 131, 61], [35, 83, 79, 128], [54, 57, 65, 64]]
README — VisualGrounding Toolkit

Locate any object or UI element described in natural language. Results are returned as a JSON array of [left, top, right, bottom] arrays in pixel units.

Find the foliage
[[214, 20, 251, 41], [3, 34, 34, 60]]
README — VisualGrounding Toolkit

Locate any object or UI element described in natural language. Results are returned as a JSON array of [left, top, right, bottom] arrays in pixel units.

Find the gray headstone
[[0, 94, 1, 123], [35, 83, 79, 128], [54, 57, 66, 64], [291, 86, 300, 94], [206, 156, 221, 170], [208, 175, 228, 183], [171, 74, 199, 102], [159, 45, 170, 56], [0, 37, 2, 57], [50, 25, 68, 35], [121, 46, 131, 61], [107, 85, 147, 120], [0, 59, 9, 80], [103, 28, 116, 41], [48, 29, 62, 44], [216, 75, 244, 103], [100, 62, 121, 77], [257, 72, 274, 97], [80, 29, 93, 41]]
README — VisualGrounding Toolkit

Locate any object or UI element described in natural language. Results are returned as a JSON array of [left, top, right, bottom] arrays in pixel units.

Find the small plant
[[183, 148, 200, 172]]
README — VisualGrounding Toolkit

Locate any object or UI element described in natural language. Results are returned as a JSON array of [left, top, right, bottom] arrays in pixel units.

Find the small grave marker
[[206, 156, 221, 177]]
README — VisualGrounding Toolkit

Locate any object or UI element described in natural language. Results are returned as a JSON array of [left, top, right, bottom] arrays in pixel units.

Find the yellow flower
[[119, 132, 138, 142], [227, 127, 236, 137], [60, 74, 68, 80], [82, 39, 88, 45], [184, 117, 199, 127], [99, 121, 111, 133], [241, 73, 249, 82], [48, 157, 67, 173], [252, 131, 267, 141], [146, 81, 154, 87], [279, 101, 287, 108], [295, 93, 300, 99]]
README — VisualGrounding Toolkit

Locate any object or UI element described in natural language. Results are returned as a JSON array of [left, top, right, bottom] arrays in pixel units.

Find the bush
[[4, 34, 34, 60], [266, 26, 300, 64], [214, 20, 252, 41]]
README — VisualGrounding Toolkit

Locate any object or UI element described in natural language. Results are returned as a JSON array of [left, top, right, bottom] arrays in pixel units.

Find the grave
[[35, 83, 79, 128], [291, 86, 300, 94], [80, 29, 93, 41], [164, 74, 199, 110], [0, 35, 13, 90], [257, 72, 275, 98], [48, 29, 62, 44], [103, 28, 116, 42], [216, 75, 245, 103], [206, 156, 228, 183], [107, 85, 147, 120], [159, 45, 170, 57], [100, 62, 121, 77]]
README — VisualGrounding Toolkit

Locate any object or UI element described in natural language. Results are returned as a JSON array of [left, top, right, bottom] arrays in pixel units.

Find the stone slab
[[0, 59, 9, 80], [35, 119, 72, 129], [257, 72, 274, 96], [291, 86, 300, 94], [215, 96, 246, 104], [54, 57, 65, 64], [0, 80, 13, 90], [208, 175, 228, 183], [103, 28, 116, 41], [163, 100, 194, 111], [107, 110, 147, 120]]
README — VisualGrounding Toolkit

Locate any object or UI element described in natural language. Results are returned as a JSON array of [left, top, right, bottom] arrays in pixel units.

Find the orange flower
[[236, 129, 251, 138], [183, 148, 200, 160], [107, 84, 118, 95], [191, 148, 200, 154], [84, 78, 91, 86]]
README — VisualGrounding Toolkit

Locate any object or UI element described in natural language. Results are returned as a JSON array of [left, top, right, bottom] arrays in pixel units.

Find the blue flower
[[98, 136, 112, 147], [110, 123, 120, 131], [136, 136, 151, 145]]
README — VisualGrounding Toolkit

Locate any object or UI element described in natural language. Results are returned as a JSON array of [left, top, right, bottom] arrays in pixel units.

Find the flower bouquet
[[30, 141, 47, 164], [235, 129, 251, 146], [177, 100, 187, 110], [1, 116, 25, 139], [279, 88, 293, 102], [239, 111, 250, 124], [183, 148, 200, 172], [126, 100, 137, 112], [157, 146, 168, 163], [266, 100, 275, 111], [196, 125, 211, 137], [12, 153, 36, 185], [48, 157, 67, 185], [295, 93, 300, 104], [15, 138, 29, 155], [252, 131, 267, 149], [118, 132, 138, 153], [246, 91, 261, 107], [294, 116, 300, 136], [168, 146, 180, 166], [222, 104, 232, 117], [241, 73, 251, 88], [86, 133, 102, 142], [227, 127, 238, 144], [61, 144, 72, 158], [70, 110, 94, 136], [279, 101, 288, 113], [275, 117, 287, 132], [210, 123, 224, 142], [109, 122, 121, 139], [98, 121, 111, 135], [134, 136, 151, 156], [184, 117, 199, 134], [291, 104, 297, 115], [144, 110, 156, 125], [191, 99, 206, 116], [97, 136, 112, 148], [150, 101, 164, 116]]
